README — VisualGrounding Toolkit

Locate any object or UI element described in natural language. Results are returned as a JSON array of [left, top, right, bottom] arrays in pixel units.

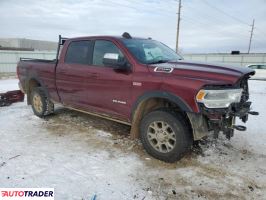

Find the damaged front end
[[189, 75, 259, 140]]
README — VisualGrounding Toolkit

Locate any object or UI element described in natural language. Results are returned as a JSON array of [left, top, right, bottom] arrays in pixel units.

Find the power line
[[181, 0, 266, 51], [186, 0, 266, 38], [183, 1, 250, 31], [254, 28, 266, 37], [201, 0, 251, 27], [182, 17, 250, 39]]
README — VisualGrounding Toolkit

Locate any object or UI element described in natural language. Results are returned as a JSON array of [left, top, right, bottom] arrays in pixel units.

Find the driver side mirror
[[103, 53, 131, 71]]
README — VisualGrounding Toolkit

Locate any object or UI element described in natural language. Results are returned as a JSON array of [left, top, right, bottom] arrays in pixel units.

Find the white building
[[0, 38, 57, 51]]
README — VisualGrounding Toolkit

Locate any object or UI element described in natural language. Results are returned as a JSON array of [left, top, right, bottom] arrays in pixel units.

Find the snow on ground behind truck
[[0, 78, 265, 199]]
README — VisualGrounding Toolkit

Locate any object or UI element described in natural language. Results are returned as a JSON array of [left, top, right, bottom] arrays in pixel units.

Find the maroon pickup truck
[[17, 33, 258, 162]]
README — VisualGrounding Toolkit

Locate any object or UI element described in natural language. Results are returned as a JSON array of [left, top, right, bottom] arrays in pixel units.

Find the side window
[[93, 40, 124, 67], [259, 65, 266, 70], [65, 41, 93, 65], [248, 65, 258, 69]]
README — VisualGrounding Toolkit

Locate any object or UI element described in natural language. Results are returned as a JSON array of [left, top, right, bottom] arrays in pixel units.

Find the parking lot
[[0, 78, 265, 199]]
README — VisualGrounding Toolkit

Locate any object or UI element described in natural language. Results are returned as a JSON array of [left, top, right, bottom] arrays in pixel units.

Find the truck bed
[[17, 58, 59, 102]]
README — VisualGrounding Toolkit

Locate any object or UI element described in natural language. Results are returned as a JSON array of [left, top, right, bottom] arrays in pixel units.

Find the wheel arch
[[130, 91, 193, 139], [25, 76, 48, 105]]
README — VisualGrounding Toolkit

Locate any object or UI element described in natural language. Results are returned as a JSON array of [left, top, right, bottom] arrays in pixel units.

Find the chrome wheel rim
[[33, 94, 43, 113], [147, 121, 176, 153]]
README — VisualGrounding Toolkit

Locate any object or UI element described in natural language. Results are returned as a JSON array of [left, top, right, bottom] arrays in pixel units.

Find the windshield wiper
[[147, 59, 170, 64]]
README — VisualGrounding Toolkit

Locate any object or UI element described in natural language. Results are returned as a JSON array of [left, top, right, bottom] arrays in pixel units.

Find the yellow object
[[196, 90, 206, 101]]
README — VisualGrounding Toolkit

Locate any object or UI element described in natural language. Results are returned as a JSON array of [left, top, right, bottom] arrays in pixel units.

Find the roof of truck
[[68, 35, 147, 40], [65, 32, 150, 41]]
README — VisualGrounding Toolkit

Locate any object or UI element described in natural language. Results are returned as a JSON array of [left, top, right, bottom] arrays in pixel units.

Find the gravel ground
[[0, 79, 266, 200]]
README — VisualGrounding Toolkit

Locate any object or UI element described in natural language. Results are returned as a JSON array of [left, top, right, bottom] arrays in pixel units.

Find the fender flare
[[130, 91, 193, 120], [25, 75, 49, 104]]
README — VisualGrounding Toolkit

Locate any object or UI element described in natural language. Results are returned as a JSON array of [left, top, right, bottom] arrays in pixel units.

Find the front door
[[86, 39, 132, 120]]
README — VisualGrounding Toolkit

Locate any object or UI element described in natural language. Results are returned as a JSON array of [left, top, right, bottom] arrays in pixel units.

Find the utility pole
[[176, 0, 182, 53], [248, 19, 255, 54]]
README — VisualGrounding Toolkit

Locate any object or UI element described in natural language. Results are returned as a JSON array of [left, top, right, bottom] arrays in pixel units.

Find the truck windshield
[[121, 39, 183, 64]]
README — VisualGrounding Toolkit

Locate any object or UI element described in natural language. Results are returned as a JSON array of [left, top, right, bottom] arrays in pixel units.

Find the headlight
[[196, 89, 243, 108]]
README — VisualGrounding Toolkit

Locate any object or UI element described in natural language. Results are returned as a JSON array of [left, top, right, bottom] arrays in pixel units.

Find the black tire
[[140, 109, 193, 163], [30, 87, 54, 118]]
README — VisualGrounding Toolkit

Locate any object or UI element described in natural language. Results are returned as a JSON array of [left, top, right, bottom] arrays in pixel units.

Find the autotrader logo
[[0, 188, 54, 199]]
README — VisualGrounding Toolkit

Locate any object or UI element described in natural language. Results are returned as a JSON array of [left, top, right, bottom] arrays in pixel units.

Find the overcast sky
[[0, 0, 265, 53]]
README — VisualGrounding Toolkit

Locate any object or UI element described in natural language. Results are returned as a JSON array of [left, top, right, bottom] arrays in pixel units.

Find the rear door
[[56, 40, 94, 108]]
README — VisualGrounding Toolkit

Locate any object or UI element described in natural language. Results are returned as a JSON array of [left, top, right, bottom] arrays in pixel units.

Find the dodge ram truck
[[17, 33, 258, 162]]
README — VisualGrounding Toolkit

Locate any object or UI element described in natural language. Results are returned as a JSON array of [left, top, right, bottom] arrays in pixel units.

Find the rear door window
[[65, 40, 93, 65]]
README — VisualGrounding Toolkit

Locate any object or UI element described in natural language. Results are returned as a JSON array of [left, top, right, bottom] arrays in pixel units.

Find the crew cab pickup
[[17, 33, 258, 162]]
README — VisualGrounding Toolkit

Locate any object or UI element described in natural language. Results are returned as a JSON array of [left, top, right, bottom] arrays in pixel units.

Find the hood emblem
[[154, 66, 173, 73]]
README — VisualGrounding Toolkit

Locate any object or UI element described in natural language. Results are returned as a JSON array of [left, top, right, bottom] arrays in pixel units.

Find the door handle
[[88, 73, 98, 78]]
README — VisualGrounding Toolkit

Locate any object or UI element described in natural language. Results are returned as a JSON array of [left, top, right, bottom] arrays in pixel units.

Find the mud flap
[[187, 112, 208, 140]]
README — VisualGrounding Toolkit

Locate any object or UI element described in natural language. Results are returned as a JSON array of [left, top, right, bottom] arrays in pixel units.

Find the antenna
[[122, 32, 132, 39]]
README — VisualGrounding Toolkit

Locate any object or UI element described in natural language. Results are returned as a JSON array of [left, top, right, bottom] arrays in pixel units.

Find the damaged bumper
[[187, 101, 259, 141], [202, 101, 258, 139], [188, 76, 259, 140]]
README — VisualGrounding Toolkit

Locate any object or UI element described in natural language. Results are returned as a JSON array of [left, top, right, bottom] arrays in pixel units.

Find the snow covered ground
[[0, 79, 19, 93], [0, 79, 266, 199]]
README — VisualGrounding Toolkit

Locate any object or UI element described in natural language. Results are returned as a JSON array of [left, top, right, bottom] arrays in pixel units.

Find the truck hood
[[150, 60, 255, 84]]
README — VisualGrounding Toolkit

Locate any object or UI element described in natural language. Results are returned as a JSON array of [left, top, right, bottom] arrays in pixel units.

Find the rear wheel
[[140, 109, 192, 162], [30, 87, 54, 118]]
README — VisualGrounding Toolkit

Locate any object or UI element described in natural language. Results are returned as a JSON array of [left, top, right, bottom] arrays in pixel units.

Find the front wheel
[[140, 110, 192, 163]]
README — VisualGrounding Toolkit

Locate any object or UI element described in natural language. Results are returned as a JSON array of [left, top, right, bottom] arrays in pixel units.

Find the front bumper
[[188, 75, 260, 140], [188, 101, 258, 140], [199, 101, 252, 122]]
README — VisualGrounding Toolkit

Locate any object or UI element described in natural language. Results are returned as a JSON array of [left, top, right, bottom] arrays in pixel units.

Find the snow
[[0, 78, 266, 199], [0, 79, 19, 93]]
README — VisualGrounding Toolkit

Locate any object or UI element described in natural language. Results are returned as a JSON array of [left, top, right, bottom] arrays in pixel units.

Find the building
[[0, 38, 57, 51], [183, 53, 266, 66], [0, 38, 57, 73]]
